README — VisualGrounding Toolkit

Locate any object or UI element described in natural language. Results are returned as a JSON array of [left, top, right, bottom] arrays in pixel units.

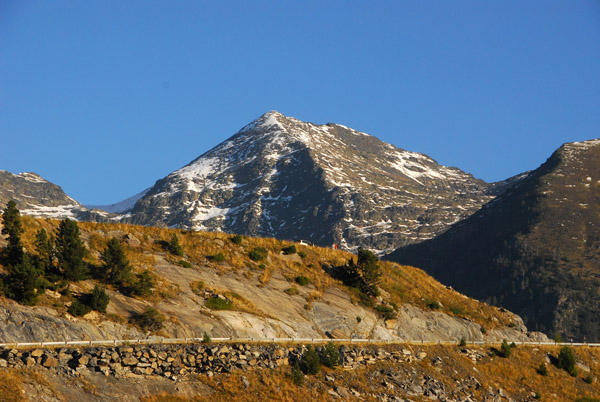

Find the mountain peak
[[126, 112, 494, 254]]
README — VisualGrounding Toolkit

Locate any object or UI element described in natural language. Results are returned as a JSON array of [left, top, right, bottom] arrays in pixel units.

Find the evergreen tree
[[100, 237, 132, 286], [34, 228, 54, 274], [55, 218, 87, 281], [130, 269, 154, 297], [342, 257, 362, 288], [6, 254, 41, 305], [89, 285, 110, 313], [298, 345, 321, 375], [1, 200, 24, 265], [356, 248, 381, 297], [168, 233, 184, 256]]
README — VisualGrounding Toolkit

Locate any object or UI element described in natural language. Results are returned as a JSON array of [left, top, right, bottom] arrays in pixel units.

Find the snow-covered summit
[[125, 111, 495, 253]]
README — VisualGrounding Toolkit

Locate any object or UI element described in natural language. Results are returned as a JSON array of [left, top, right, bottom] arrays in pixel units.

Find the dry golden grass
[[0, 370, 26, 402], [0, 345, 597, 401], [13, 217, 515, 329]]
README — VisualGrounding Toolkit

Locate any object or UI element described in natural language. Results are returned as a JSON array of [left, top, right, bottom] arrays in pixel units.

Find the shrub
[[249, 247, 267, 261], [356, 316, 362, 323], [459, 337, 467, 347], [499, 339, 512, 358], [297, 251, 307, 258], [536, 362, 548, 376], [179, 260, 192, 268], [375, 304, 396, 320], [319, 342, 340, 368], [202, 332, 211, 343], [129, 269, 155, 297], [533, 392, 541, 400], [282, 245, 297, 255], [284, 287, 299, 296], [133, 307, 164, 331], [291, 365, 304, 386], [90, 285, 110, 313], [205, 296, 233, 310], [167, 234, 184, 256], [231, 235, 242, 245], [295, 276, 310, 286], [450, 306, 464, 316], [68, 300, 91, 317], [208, 253, 225, 262], [557, 346, 578, 376], [584, 375, 593, 384], [299, 346, 320, 375], [426, 300, 441, 310]]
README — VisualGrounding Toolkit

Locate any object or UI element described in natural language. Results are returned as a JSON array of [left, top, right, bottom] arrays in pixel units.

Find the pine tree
[[34, 228, 54, 274], [55, 218, 87, 281], [89, 285, 110, 313], [1, 200, 24, 265], [100, 237, 132, 286], [6, 254, 41, 305], [130, 269, 154, 297], [356, 248, 381, 297]]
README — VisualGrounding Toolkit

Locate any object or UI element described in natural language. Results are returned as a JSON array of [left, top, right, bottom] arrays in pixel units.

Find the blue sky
[[1, 1, 599, 205]]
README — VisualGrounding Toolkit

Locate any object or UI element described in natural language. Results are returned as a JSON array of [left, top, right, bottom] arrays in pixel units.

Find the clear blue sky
[[1, 1, 599, 205]]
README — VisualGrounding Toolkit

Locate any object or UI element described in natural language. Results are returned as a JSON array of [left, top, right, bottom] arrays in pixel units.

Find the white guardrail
[[1, 337, 600, 350]]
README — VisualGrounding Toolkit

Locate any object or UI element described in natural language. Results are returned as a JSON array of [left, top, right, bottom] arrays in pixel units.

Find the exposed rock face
[[124, 111, 496, 254], [0, 301, 143, 343], [388, 139, 600, 341], [0, 253, 543, 345]]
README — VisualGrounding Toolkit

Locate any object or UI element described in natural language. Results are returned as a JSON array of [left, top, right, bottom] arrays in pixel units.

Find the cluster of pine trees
[[0, 201, 154, 311]]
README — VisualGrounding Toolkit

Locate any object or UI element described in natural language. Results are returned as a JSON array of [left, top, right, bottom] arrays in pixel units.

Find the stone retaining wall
[[0, 342, 425, 380]]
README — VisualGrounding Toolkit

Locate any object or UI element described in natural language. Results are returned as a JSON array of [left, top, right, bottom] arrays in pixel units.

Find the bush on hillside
[[249, 247, 267, 261], [205, 296, 233, 310], [68, 300, 91, 317], [230, 234, 242, 244], [295, 276, 310, 286], [132, 307, 164, 331], [282, 245, 297, 255], [299, 345, 321, 375], [557, 346, 578, 376], [90, 285, 110, 313], [319, 342, 340, 368]]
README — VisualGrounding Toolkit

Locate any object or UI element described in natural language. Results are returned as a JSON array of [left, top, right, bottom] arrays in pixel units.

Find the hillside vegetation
[[0, 205, 531, 342]]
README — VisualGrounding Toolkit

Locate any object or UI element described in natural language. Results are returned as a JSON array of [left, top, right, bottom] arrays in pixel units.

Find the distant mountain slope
[[124, 111, 495, 254], [388, 139, 600, 341], [85, 188, 150, 214], [0, 170, 112, 222]]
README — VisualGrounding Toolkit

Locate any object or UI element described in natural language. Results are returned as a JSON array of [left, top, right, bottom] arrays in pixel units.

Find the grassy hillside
[[1, 215, 520, 334]]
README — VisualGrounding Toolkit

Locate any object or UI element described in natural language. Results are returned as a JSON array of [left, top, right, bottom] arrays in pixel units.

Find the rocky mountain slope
[[123, 111, 497, 254], [0, 170, 111, 223], [388, 139, 600, 341], [0, 217, 544, 345]]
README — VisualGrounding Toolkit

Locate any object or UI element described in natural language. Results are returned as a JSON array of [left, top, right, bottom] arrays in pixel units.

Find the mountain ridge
[[122, 111, 497, 254], [387, 138, 600, 341]]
